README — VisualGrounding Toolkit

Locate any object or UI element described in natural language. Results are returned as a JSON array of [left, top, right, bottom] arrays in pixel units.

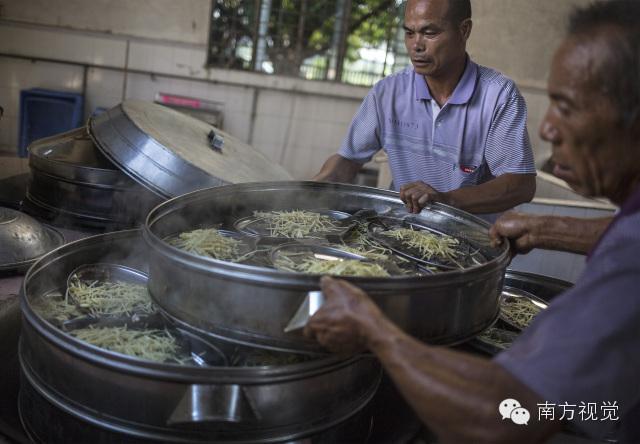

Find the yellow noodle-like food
[[500, 297, 544, 330], [31, 291, 83, 323], [169, 228, 245, 261], [477, 327, 517, 350], [336, 244, 391, 262], [69, 326, 184, 363], [383, 228, 460, 264], [66, 279, 153, 317], [253, 210, 339, 238], [275, 253, 389, 277]]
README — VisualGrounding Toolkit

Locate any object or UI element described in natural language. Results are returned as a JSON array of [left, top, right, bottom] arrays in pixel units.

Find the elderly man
[[305, 1, 640, 443], [313, 0, 536, 216]]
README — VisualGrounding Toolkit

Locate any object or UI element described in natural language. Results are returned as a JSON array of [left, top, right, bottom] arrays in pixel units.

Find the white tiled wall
[[0, 57, 84, 151], [2, 0, 211, 45], [0, 17, 553, 179], [0, 21, 371, 177]]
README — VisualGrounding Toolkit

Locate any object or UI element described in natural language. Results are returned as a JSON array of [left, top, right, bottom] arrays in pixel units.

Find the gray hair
[[569, 1, 640, 128]]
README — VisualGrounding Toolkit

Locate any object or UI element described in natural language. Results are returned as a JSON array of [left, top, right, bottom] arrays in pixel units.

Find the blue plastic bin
[[18, 88, 84, 157]]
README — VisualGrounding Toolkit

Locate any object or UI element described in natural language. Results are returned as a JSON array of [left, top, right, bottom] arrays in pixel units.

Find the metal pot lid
[[0, 206, 65, 273], [89, 100, 293, 199]]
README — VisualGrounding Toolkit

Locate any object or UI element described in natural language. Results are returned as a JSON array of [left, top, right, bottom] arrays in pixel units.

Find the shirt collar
[[414, 56, 478, 105]]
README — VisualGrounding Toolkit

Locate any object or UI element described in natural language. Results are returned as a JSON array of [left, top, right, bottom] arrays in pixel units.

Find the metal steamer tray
[[25, 127, 162, 229], [144, 181, 511, 353], [367, 215, 487, 271], [20, 229, 380, 443], [469, 271, 572, 356]]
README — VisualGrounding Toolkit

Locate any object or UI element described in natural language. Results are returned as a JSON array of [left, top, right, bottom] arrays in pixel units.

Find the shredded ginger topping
[[253, 210, 339, 238], [169, 228, 246, 261], [66, 280, 153, 317], [69, 326, 186, 364]]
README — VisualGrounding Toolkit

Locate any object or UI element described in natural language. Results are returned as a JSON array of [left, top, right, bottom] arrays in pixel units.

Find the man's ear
[[460, 18, 472, 41]]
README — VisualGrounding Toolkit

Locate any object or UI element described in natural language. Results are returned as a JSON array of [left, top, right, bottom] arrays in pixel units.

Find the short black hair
[[569, 1, 640, 128], [447, 0, 471, 24]]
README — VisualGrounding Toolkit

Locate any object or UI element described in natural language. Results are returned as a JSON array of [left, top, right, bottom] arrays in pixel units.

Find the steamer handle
[[207, 130, 224, 152], [167, 384, 259, 425], [283, 291, 325, 333]]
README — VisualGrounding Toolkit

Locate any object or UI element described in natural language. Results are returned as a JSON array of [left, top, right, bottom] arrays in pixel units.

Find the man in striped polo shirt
[[313, 0, 536, 216]]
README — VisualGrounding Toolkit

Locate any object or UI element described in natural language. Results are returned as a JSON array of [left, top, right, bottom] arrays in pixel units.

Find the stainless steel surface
[[270, 243, 369, 264], [26, 128, 163, 229], [20, 229, 381, 442], [284, 291, 325, 333], [367, 216, 486, 270], [234, 209, 355, 243], [503, 270, 573, 300], [28, 128, 123, 184], [144, 181, 510, 352], [0, 207, 65, 274], [18, 377, 376, 444], [66, 262, 147, 292], [89, 100, 293, 199], [499, 286, 550, 331], [468, 270, 572, 356]]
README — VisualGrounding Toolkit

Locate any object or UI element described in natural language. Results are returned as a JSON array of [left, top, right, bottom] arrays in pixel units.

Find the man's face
[[403, 0, 469, 78], [540, 34, 637, 202]]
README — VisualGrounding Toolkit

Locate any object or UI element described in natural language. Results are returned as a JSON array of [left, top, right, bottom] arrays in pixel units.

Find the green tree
[[209, 0, 401, 77]]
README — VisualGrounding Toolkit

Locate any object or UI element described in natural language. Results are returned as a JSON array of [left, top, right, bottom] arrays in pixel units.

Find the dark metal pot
[[20, 229, 380, 443], [24, 128, 162, 229], [144, 181, 511, 353], [504, 270, 572, 302]]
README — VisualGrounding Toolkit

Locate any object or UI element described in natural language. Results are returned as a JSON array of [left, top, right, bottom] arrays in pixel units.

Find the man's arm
[[305, 277, 562, 444], [312, 154, 363, 183], [400, 173, 536, 214], [490, 212, 613, 255]]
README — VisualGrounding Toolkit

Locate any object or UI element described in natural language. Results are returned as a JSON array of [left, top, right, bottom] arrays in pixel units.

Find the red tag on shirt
[[460, 165, 477, 174]]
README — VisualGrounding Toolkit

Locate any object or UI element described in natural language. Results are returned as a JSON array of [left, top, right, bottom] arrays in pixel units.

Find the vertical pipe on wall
[[250, 0, 262, 69], [335, 0, 352, 82], [121, 40, 130, 101], [254, 0, 272, 72], [295, 0, 307, 69], [247, 87, 260, 146], [327, 0, 345, 81], [81, 65, 88, 119]]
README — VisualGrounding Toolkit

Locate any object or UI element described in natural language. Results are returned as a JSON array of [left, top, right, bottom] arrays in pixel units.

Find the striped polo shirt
[[338, 57, 536, 191]]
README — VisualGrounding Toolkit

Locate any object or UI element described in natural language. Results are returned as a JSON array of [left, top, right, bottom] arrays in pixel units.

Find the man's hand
[[491, 213, 612, 256], [304, 276, 383, 355], [400, 181, 443, 214], [312, 154, 363, 183], [490, 212, 544, 255]]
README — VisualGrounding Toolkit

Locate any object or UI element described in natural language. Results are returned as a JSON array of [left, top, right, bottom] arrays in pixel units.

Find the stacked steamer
[[17, 100, 580, 442], [20, 230, 379, 443], [23, 127, 161, 230], [19, 101, 381, 443]]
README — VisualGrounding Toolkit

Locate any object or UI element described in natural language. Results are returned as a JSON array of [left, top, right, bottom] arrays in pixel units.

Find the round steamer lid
[[0, 207, 65, 274], [89, 100, 293, 198]]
